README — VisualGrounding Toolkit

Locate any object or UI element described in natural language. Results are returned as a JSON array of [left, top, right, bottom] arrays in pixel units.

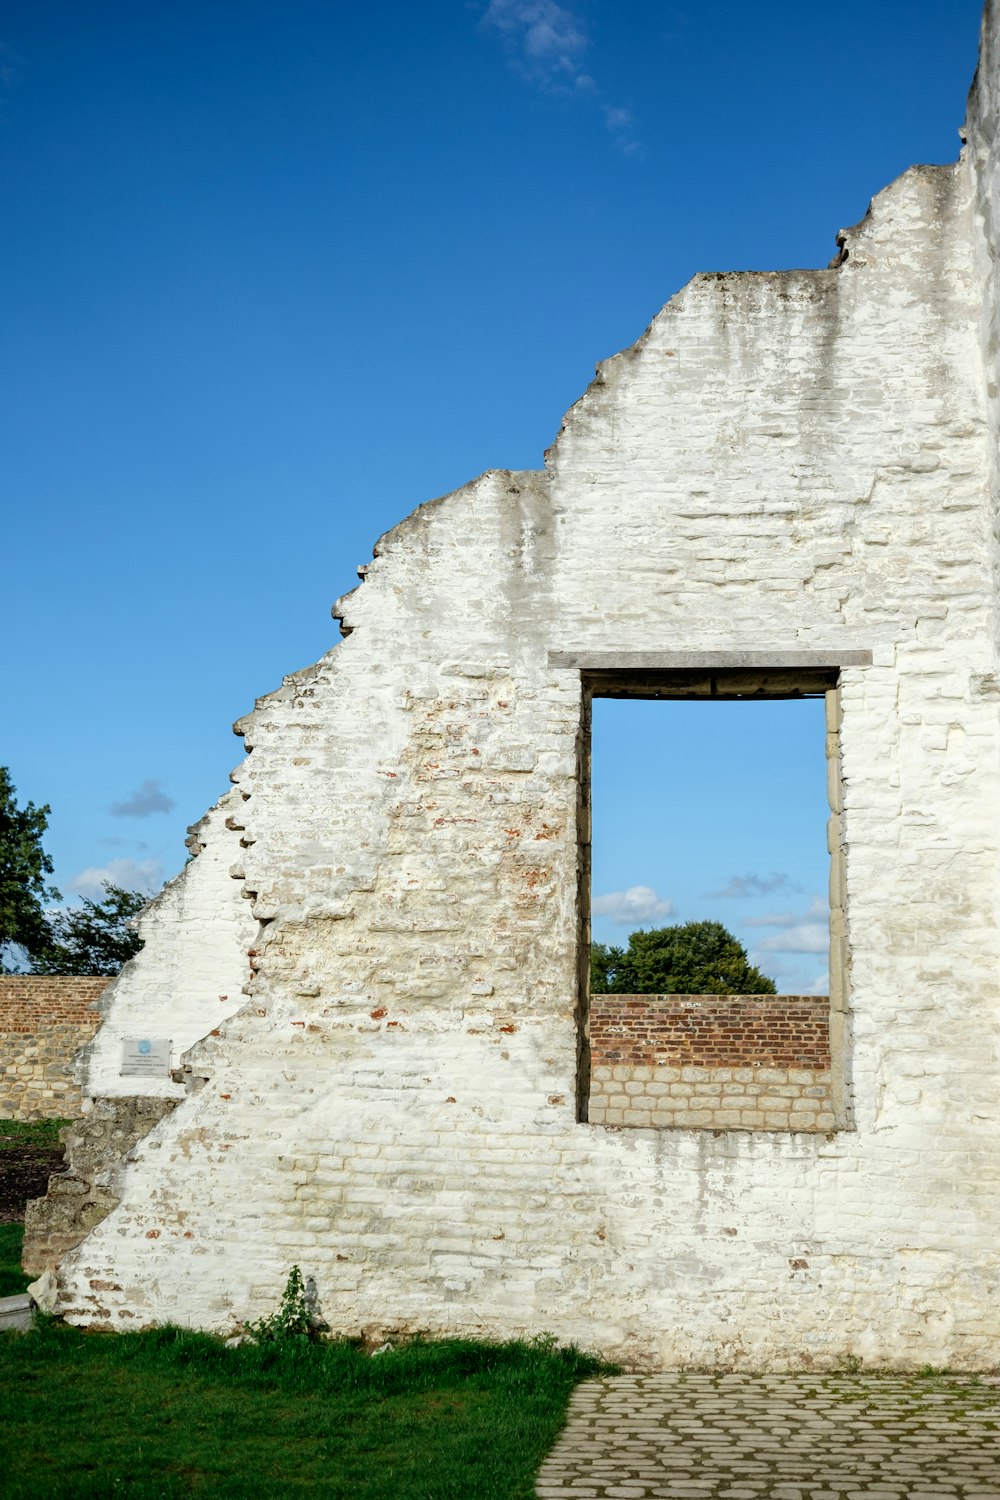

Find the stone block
[[0, 1295, 35, 1333], [713, 1109, 744, 1128]]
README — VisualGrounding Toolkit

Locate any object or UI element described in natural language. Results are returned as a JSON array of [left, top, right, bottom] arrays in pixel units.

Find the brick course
[[0, 978, 109, 1120], [590, 994, 831, 1069]]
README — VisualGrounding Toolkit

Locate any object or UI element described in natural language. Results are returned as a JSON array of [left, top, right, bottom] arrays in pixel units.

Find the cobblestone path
[[535, 1374, 1000, 1499]]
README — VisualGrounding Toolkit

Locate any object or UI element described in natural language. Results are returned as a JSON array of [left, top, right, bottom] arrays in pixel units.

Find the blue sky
[[591, 697, 829, 992], [0, 1, 984, 989]]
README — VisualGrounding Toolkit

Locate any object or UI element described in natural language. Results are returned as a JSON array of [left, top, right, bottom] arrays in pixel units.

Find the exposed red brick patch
[[590, 994, 830, 1070]]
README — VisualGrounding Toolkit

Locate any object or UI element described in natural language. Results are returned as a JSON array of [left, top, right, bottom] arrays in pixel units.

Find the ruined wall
[[72, 790, 258, 1104], [22, 790, 257, 1277], [588, 994, 833, 1131], [30, 10, 1000, 1371], [22, 1097, 179, 1277], [0, 978, 108, 1120]]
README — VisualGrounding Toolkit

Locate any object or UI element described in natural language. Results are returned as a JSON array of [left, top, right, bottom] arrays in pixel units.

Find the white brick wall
[[39, 8, 1000, 1369], [78, 790, 257, 1102]]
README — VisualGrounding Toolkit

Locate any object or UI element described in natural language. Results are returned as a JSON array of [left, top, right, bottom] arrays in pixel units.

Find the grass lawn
[[0, 1321, 608, 1498], [1, 1118, 71, 1295], [0, 1117, 71, 1151], [0, 1221, 27, 1295]]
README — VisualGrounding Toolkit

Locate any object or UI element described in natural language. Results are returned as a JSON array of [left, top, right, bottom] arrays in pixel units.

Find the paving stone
[[535, 1374, 1000, 1498]]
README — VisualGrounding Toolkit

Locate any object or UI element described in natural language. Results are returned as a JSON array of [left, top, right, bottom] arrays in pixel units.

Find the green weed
[[242, 1264, 321, 1344]]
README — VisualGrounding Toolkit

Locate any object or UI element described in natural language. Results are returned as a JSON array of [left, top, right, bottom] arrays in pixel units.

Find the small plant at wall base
[[591, 920, 777, 994], [243, 1265, 322, 1343]]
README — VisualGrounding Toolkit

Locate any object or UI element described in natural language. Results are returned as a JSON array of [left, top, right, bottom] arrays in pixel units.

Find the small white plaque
[[120, 1037, 172, 1078]]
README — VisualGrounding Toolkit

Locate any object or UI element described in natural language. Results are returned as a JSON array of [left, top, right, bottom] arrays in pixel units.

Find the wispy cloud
[[483, 0, 588, 89], [0, 42, 21, 89], [659, 5, 688, 45], [592, 884, 672, 926], [745, 897, 827, 929], [707, 871, 801, 900], [110, 778, 175, 818], [70, 857, 165, 898], [602, 103, 640, 158], [753, 925, 828, 955], [746, 898, 828, 955], [480, 1, 641, 154]]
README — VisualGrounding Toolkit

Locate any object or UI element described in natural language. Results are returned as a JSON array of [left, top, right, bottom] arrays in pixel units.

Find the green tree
[[591, 919, 776, 995], [0, 766, 60, 970], [29, 882, 147, 976]]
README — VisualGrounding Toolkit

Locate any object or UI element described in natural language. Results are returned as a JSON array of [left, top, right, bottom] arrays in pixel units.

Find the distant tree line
[[0, 766, 146, 976], [591, 919, 776, 995]]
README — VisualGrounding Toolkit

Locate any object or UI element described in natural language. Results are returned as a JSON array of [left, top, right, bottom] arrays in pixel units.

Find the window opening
[[577, 668, 847, 1133]]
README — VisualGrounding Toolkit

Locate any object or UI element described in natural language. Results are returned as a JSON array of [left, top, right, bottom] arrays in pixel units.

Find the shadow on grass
[[1, 1320, 612, 1498], [0, 1222, 28, 1296]]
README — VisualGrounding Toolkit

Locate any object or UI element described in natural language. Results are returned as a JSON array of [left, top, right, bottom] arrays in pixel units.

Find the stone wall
[[22, 1097, 179, 1279], [20, 791, 258, 1277], [0, 978, 109, 1120], [589, 994, 834, 1131]]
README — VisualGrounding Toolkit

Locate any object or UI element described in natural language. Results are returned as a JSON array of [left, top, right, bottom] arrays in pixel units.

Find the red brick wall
[[589, 994, 831, 1071], [0, 977, 110, 1120]]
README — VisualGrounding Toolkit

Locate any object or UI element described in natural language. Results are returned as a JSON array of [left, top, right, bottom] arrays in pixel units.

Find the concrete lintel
[[549, 649, 873, 671]]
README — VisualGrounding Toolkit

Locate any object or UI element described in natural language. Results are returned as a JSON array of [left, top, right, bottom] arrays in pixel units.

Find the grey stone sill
[[0, 1293, 36, 1332]]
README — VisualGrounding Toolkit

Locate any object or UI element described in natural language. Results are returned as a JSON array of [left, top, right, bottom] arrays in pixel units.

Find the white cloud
[[707, 871, 801, 900], [110, 778, 175, 818], [592, 885, 673, 926], [70, 858, 165, 898], [745, 896, 828, 956], [480, 1, 641, 153], [753, 923, 828, 955], [483, 0, 588, 89], [602, 103, 641, 157], [749, 952, 830, 995]]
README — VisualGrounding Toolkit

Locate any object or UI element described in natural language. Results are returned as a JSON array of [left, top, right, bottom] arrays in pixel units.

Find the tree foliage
[[591, 920, 776, 995], [29, 882, 146, 976], [0, 767, 60, 970]]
